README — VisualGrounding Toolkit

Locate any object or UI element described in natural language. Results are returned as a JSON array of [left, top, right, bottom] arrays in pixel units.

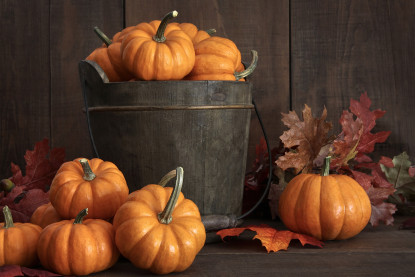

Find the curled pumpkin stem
[[158, 169, 177, 187], [234, 50, 258, 81], [153, 10, 178, 43], [2, 206, 14, 229], [158, 167, 184, 224], [93, 26, 112, 47], [79, 159, 96, 181], [74, 208, 88, 224]]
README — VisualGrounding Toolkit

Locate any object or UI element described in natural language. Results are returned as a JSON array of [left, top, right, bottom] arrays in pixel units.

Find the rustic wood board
[[0, 0, 51, 177], [91, 217, 415, 276], [291, 0, 415, 161]]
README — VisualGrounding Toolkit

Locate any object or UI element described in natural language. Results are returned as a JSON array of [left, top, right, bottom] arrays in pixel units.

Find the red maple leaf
[[0, 138, 65, 222], [217, 224, 323, 253]]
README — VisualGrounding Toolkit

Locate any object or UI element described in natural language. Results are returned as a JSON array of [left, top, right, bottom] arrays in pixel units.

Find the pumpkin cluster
[[86, 10, 258, 82], [1, 157, 205, 275]]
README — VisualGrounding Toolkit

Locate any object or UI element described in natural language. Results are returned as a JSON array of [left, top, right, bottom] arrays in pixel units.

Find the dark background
[[1, 0, 414, 179]]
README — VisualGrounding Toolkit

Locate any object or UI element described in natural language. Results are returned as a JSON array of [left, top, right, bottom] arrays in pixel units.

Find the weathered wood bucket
[[79, 60, 253, 216]]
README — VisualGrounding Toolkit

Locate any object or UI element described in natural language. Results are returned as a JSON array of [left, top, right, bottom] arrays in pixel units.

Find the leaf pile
[[0, 138, 65, 222], [259, 92, 411, 226], [217, 224, 323, 253]]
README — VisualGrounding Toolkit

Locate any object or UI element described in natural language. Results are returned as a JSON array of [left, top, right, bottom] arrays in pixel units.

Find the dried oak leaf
[[217, 224, 323, 253], [332, 92, 391, 168], [0, 265, 61, 277], [0, 138, 65, 222], [276, 105, 332, 174]]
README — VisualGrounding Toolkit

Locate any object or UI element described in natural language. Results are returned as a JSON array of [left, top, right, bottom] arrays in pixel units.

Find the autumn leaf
[[276, 105, 332, 174], [331, 92, 391, 168], [217, 224, 323, 253], [0, 138, 66, 222], [0, 265, 61, 277]]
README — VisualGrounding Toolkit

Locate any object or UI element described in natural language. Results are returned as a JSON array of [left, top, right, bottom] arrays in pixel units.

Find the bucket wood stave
[[79, 60, 253, 216]]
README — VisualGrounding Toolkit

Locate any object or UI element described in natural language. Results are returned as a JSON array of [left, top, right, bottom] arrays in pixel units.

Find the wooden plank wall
[[1, 0, 414, 180]]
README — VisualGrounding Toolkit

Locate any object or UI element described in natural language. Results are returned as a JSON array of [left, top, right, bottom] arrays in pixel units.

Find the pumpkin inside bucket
[[79, 60, 253, 216]]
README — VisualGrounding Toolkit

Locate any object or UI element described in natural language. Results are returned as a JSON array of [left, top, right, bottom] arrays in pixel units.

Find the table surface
[[91, 216, 415, 277]]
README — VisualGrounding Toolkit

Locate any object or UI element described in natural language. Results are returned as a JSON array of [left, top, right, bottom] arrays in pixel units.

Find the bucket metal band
[[86, 104, 254, 112]]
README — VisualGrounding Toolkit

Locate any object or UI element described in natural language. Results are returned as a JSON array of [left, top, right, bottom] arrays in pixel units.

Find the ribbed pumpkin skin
[[186, 36, 242, 81], [278, 174, 371, 240], [86, 42, 133, 82], [49, 158, 129, 220], [37, 218, 119, 276], [30, 202, 61, 228], [121, 20, 195, 81], [0, 222, 41, 267], [113, 184, 206, 275], [170, 22, 211, 44]]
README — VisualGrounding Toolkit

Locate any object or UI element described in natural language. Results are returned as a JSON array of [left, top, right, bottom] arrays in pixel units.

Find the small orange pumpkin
[[49, 158, 129, 220], [0, 206, 42, 267], [113, 167, 206, 274], [185, 36, 258, 81], [278, 156, 372, 240], [37, 208, 119, 275], [170, 22, 215, 44], [86, 27, 133, 82], [121, 10, 195, 80], [30, 202, 62, 228]]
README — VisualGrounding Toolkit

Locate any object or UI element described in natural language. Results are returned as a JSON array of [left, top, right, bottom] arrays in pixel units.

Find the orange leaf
[[217, 224, 324, 253]]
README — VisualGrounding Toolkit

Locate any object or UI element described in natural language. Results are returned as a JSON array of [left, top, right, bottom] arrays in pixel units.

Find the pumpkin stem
[[79, 159, 96, 181], [234, 50, 258, 80], [74, 208, 88, 224], [321, 156, 332, 176], [205, 28, 216, 35], [2, 206, 14, 228], [158, 169, 177, 187], [94, 26, 112, 47], [153, 10, 178, 43], [158, 167, 184, 224]]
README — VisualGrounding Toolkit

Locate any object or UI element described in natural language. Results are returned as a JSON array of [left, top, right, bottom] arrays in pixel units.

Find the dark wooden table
[[93, 216, 415, 277]]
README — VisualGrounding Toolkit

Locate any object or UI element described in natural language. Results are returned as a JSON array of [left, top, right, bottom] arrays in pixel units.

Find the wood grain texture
[[0, 0, 50, 178], [291, 0, 415, 161], [50, 0, 124, 161], [124, 0, 290, 170], [89, 217, 415, 276]]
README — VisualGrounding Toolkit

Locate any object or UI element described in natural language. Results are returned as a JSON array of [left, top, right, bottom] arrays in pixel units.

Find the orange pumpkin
[[121, 10, 195, 80], [86, 27, 133, 82], [278, 156, 372, 240], [185, 36, 258, 81], [0, 206, 42, 267], [113, 167, 206, 274], [49, 158, 129, 220], [30, 202, 62, 228], [37, 208, 119, 275], [170, 22, 215, 44]]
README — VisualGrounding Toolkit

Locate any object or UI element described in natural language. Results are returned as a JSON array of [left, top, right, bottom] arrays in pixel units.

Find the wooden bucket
[[79, 60, 253, 216]]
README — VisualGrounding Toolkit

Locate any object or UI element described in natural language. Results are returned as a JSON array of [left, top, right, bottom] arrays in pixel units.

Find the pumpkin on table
[[49, 158, 129, 220], [185, 36, 258, 81], [86, 27, 133, 82], [0, 206, 42, 267], [120, 10, 195, 80], [278, 156, 372, 241], [37, 208, 119, 276], [30, 202, 62, 228], [113, 167, 206, 275]]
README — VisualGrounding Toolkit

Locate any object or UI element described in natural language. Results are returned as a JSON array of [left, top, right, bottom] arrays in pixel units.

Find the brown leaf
[[217, 224, 324, 253], [277, 105, 332, 174]]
